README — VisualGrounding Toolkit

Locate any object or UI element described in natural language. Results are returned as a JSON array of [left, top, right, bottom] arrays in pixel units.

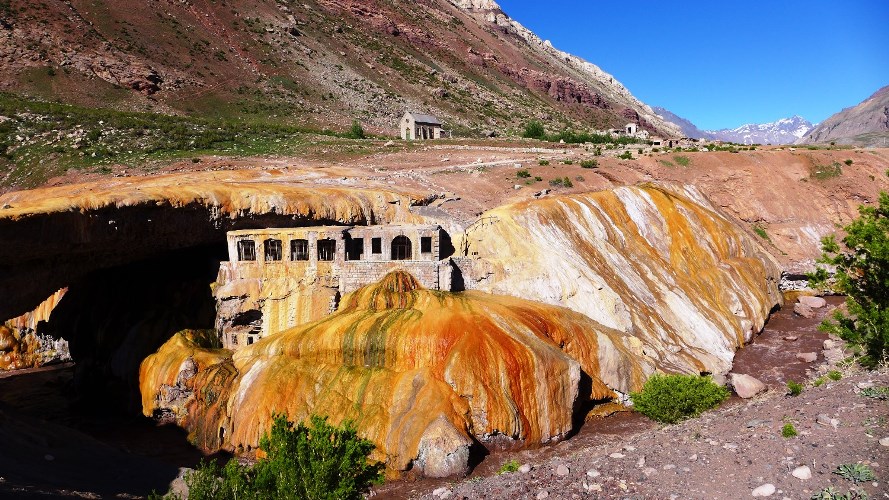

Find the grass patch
[[781, 423, 798, 438], [834, 463, 876, 483], [630, 374, 729, 424], [658, 159, 674, 168], [673, 155, 690, 167], [787, 380, 803, 396], [753, 224, 770, 241], [580, 159, 598, 168], [827, 370, 842, 381], [809, 161, 843, 180]]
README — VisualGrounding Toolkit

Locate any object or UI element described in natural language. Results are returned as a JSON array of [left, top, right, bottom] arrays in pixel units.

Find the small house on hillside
[[401, 112, 442, 140]]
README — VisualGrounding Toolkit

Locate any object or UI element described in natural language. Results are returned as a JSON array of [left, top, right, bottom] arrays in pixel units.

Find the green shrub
[[580, 159, 598, 168], [809, 192, 889, 366], [787, 380, 803, 396], [538, 159, 549, 166], [179, 415, 383, 500], [498, 459, 520, 474], [674, 155, 690, 167], [781, 423, 798, 438], [516, 169, 531, 178], [618, 150, 633, 160], [859, 386, 889, 400], [828, 370, 842, 381], [630, 374, 729, 424], [522, 120, 545, 139], [534, 176, 542, 181], [548, 178, 563, 187], [845, 159, 854, 166], [813, 377, 826, 387], [811, 486, 871, 500], [348, 121, 366, 139], [834, 463, 876, 483], [563, 159, 573, 165]]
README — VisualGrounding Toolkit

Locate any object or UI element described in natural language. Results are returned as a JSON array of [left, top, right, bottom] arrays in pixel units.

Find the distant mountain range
[[798, 85, 889, 147], [653, 107, 813, 145]]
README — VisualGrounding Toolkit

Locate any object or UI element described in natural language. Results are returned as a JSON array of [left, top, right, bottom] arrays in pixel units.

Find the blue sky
[[496, 0, 889, 130]]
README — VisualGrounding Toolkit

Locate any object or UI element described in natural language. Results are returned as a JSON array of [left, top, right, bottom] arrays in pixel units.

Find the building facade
[[214, 224, 455, 348], [400, 112, 443, 140]]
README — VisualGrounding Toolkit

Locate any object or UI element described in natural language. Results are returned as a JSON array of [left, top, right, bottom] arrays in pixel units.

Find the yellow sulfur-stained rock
[[142, 271, 651, 476]]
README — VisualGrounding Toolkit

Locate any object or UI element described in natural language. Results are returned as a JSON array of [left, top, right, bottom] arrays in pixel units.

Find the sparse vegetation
[[809, 192, 889, 367], [859, 386, 889, 400], [811, 487, 871, 500], [787, 380, 804, 396], [522, 120, 546, 140], [809, 161, 843, 180], [171, 415, 384, 500], [674, 155, 691, 167], [781, 423, 798, 438], [845, 159, 854, 166], [753, 224, 770, 240], [618, 151, 633, 160], [629, 374, 729, 424], [834, 463, 876, 483], [516, 169, 531, 178], [538, 159, 549, 166], [580, 159, 598, 169], [498, 459, 521, 474], [348, 121, 366, 139], [828, 370, 842, 381]]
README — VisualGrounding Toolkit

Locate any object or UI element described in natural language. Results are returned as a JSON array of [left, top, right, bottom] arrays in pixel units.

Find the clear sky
[[495, 0, 889, 130]]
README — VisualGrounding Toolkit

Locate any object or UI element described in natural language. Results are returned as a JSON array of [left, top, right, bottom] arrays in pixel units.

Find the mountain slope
[[705, 116, 813, 145], [0, 0, 679, 137], [799, 85, 889, 146], [652, 106, 708, 139]]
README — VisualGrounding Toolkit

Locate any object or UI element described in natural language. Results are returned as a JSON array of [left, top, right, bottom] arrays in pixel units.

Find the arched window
[[391, 235, 412, 260]]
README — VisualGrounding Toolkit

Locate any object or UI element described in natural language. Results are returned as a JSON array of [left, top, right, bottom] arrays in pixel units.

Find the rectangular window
[[247, 336, 254, 345], [371, 237, 382, 254], [347, 238, 364, 261], [264, 239, 283, 261], [290, 239, 309, 261], [237, 239, 256, 261], [231, 334, 238, 345], [420, 236, 432, 254], [317, 239, 336, 261]]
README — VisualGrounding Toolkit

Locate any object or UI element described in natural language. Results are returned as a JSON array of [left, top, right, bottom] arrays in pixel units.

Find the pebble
[[708, 440, 719, 446], [586, 469, 600, 478], [858, 381, 875, 389], [555, 464, 570, 476], [609, 452, 625, 459], [879, 437, 889, 447], [796, 352, 817, 363], [823, 339, 836, 349], [783, 335, 798, 341], [688, 454, 698, 461], [536, 490, 549, 499], [636, 456, 645, 468], [751, 483, 776, 497], [583, 482, 602, 492], [624, 446, 636, 451], [663, 464, 676, 470], [44, 454, 54, 461], [792, 465, 812, 480], [642, 467, 658, 477], [816, 414, 840, 429], [519, 463, 532, 473]]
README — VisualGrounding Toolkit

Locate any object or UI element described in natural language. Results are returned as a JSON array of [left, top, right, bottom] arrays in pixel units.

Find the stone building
[[400, 112, 443, 140], [214, 224, 455, 349]]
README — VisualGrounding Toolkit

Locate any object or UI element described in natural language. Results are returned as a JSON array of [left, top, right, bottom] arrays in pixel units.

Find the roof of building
[[404, 112, 442, 126]]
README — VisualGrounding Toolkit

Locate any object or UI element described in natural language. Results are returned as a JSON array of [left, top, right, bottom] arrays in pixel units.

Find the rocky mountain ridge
[[654, 106, 812, 144], [0, 0, 679, 137], [799, 85, 889, 146]]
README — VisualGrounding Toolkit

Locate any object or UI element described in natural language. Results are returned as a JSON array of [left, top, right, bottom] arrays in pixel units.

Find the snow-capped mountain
[[705, 116, 814, 145]]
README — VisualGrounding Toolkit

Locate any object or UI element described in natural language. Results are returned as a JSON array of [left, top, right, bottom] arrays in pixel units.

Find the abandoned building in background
[[400, 111, 443, 140], [214, 224, 466, 349]]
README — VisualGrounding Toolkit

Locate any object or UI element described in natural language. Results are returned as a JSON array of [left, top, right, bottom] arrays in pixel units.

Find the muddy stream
[[0, 298, 841, 498]]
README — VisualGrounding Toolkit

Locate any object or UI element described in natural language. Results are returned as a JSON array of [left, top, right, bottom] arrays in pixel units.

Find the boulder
[[792, 465, 812, 480], [730, 373, 767, 399], [796, 352, 817, 363], [416, 416, 473, 478], [751, 483, 775, 497], [793, 302, 814, 318], [798, 296, 827, 308]]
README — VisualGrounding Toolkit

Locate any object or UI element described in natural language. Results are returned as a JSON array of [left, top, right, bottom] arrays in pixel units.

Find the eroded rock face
[[458, 184, 782, 376], [141, 271, 652, 476]]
